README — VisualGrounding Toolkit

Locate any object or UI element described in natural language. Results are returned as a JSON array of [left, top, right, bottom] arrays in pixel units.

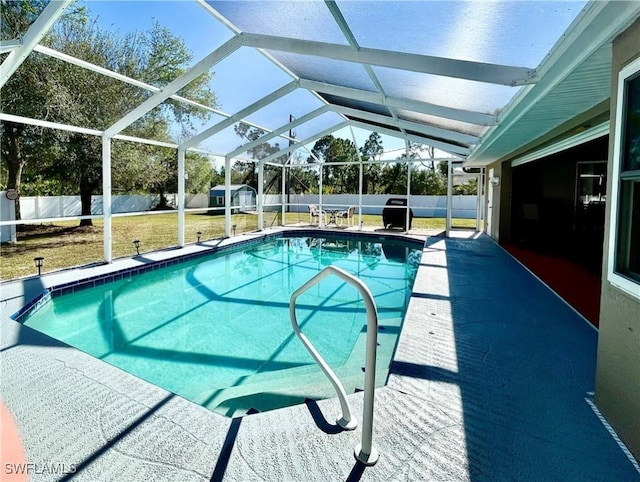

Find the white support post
[[481, 167, 486, 231], [258, 162, 264, 230], [405, 141, 411, 233], [102, 136, 112, 263], [281, 163, 286, 226], [178, 148, 186, 246], [225, 156, 231, 237], [359, 162, 363, 229], [446, 158, 453, 237], [476, 170, 482, 232], [0, 39, 21, 55], [318, 164, 324, 228], [349, 126, 364, 229], [406, 161, 412, 233]]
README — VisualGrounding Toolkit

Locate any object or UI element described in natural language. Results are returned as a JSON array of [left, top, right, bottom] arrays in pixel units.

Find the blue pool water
[[23, 234, 422, 416]]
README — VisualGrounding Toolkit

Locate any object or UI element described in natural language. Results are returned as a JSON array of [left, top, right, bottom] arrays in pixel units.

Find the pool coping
[[1, 229, 638, 481]]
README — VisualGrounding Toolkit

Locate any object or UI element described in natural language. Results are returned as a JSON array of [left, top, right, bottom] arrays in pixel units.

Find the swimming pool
[[20, 232, 423, 417]]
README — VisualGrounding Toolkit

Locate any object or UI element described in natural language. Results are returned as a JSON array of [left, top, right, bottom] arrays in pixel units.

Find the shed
[[209, 184, 256, 214]]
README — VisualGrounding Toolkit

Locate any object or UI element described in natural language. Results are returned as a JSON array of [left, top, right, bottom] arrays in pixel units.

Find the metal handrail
[[289, 265, 380, 466]]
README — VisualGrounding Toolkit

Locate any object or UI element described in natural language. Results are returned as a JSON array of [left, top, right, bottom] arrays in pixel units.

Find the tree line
[[228, 130, 477, 196]]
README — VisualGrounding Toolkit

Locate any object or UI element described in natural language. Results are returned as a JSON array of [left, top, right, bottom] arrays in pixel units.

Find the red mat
[[502, 244, 600, 327]]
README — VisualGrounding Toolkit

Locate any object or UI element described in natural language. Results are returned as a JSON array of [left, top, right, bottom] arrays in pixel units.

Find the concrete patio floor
[[1, 230, 638, 481]]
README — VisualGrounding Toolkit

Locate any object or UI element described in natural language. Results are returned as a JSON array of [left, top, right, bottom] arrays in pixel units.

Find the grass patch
[[0, 212, 476, 280]]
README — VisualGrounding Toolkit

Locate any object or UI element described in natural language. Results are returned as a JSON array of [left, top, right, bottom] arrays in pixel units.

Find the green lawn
[[0, 212, 476, 280]]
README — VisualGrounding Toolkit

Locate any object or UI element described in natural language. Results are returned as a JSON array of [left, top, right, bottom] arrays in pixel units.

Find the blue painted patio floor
[[0, 230, 638, 481]]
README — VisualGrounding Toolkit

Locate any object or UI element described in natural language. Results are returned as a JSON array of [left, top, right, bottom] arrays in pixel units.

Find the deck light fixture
[[197, 231, 202, 243], [232, 224, 237, 236], [133, 239, 140, 255], [33, 257, 44, 276]]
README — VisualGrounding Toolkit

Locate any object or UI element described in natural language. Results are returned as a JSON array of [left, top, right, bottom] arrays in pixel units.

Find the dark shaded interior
[[505, 136, 608, 325], [509, 136, 608, 275]]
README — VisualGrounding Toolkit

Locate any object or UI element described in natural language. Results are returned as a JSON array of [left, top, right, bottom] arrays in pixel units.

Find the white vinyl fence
[[6, 193, 479, 222], [17, 194, 161, 219], [271, 194, 481, 219]]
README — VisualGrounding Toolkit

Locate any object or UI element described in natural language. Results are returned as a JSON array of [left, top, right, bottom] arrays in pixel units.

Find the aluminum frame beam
[[226, 105, 329, 159], [0, 112, 102, 137], [324, 1, 395, 119], [299, 79, 497, 126], [33, 44, 296, 146], [0, 0, 74, 88], [181, 80, 297, 149], [0, 40, 21, 54], [349, 120, 469, 157], [258, 121, 348, 165], [0, 113, 220, 154], [105, 36, 242, 137], [331, 105, 479, 145], [239, 32, 536, 86]]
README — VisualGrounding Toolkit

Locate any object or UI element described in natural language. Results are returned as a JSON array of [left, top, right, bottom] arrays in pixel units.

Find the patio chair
[[308, 204, 326, 224], [337, 206, 356, 227]]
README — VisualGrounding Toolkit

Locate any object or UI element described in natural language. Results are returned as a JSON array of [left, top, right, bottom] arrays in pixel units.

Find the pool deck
[[1, 228, 639, 481]]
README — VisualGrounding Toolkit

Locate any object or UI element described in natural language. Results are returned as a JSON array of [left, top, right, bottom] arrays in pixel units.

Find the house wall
[[484, 160, 512, 242], [595, 16, 640, 461]]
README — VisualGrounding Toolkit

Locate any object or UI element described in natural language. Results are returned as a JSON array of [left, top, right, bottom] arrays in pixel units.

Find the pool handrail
[[289, 265, 379, 466]]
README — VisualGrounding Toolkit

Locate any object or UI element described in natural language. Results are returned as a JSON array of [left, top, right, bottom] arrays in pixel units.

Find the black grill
[[382, 198, 413, 230]]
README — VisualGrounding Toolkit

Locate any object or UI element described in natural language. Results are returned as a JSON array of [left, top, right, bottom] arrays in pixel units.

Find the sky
[[74, 0, 587, 168]]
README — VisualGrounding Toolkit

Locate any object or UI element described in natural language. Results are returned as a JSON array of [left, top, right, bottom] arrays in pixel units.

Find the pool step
[[196, 362, 390, 418]]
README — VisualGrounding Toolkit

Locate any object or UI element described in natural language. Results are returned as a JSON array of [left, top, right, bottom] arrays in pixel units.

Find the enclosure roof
[[200, 0, 638, 165], [2, 1, 639, 165]]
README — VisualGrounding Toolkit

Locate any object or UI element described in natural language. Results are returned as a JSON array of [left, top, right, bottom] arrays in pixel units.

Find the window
[[217, 196, 224, 205], [608, 56, 640, 299]]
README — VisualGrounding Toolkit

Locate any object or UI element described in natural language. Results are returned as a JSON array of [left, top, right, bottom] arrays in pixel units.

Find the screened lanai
[[1, 0, 637, 265], [3, 2, 640, 478]]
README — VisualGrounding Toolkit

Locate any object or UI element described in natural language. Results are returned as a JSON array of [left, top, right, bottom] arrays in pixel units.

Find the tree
[[0, 0, 79, 218], [454, 177, 478, 195], [308, 135, 359, 193], [380, 162, 408, 194], [186, 153, 215, 194], [409, 167, 447, 195], [1, 5, 217, 224], [288, 164, 318, 194], [359, 132, 383, 194], [232, 123, 281, 189]]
